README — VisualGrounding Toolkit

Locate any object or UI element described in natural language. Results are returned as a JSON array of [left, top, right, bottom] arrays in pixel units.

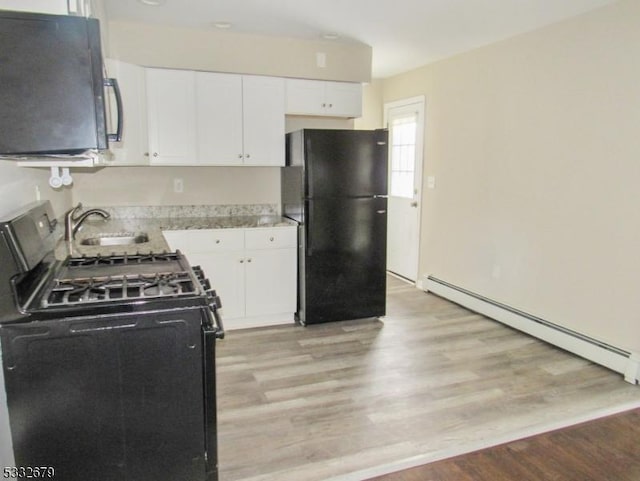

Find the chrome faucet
[[64, 203, 110, 241]]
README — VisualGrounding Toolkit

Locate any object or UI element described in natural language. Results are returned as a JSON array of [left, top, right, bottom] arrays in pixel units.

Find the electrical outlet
[[173, 178, 184, 193]]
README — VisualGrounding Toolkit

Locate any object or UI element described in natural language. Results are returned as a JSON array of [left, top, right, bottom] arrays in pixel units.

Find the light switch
[[427, 176, 436, 189], [316, 52, 327, 68], [173, 178, 184, 193]]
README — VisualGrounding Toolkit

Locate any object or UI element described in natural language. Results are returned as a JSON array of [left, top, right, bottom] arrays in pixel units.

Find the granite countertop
[[54, 205, 297, 259]]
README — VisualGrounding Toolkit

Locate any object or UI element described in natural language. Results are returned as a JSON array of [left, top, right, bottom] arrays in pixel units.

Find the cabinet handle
[[269, 237, 274, 242], [144, 152, 149, 157], [328, 103, 333, 108], [238, 154, 243, 159], [245, 154, 251, 159], [215, 240, 220, 244], [321, 103, 326, 108], [239, 259, 244, 263], [153, 152, 158, 157], [247, 258, 252, 263]]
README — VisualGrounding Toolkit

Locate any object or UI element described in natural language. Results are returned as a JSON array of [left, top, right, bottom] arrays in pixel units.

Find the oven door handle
[[206, 292, 225, 339], [202, 323, 219, 478], [210, 306, 225, 339]]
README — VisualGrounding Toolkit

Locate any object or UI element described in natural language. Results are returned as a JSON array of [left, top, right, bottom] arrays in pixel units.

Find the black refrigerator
[[282, 129, 389, 325]]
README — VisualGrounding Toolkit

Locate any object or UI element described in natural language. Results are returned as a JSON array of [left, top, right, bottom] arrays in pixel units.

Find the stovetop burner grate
[[43, 271, 197, 307]]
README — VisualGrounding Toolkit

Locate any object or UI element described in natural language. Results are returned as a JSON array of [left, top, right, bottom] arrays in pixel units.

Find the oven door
[[1, 309, 207, 481]]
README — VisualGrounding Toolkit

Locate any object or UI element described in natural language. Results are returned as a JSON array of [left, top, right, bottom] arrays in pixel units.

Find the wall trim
[[424, 275, 640, 385]]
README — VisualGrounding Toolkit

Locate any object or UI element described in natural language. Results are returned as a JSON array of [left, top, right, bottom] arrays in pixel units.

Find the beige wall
[[380, 0, 640, 353], [0, 161, 72, 219], [355, 80, 384, 130], [108, 21, 371, 83], [71, 166, 280, 207]]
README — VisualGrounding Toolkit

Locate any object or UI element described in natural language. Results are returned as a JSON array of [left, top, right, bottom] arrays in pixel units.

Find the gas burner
[[142, 277, 182, 296], [67, 252, 181, 268], [44, 271, 197, 307]]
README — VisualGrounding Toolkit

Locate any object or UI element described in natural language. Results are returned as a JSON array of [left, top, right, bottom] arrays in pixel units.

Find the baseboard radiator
[[424, 276, 640, 385]]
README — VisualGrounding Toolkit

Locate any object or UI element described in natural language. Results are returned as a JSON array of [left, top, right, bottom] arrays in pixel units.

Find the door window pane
[[389, 114, 417, 198]]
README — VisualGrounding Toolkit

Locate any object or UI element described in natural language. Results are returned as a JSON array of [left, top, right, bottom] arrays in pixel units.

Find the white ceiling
[[105, 0, 618, 78]]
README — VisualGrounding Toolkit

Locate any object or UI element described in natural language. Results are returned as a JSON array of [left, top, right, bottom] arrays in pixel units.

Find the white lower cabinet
[[162, 226, 297, 329]]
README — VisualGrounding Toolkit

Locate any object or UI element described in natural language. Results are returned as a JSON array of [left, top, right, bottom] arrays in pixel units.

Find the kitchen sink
[[80, 233, 150, 246]]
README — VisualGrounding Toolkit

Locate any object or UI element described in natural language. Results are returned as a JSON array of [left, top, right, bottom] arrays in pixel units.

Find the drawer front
[[188, 229, 244, 253], [244, 227, 297, 250]]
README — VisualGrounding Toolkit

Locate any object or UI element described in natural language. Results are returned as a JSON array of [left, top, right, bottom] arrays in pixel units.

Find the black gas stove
[[0, 201, 223, 481]]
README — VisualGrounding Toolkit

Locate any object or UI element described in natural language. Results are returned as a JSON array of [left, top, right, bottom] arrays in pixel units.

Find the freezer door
[[300, 197, 387, 324], [303, 129, 388, 198]]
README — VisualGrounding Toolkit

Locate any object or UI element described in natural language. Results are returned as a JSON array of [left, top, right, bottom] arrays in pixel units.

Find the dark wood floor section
[[368, 408, 640, 481]]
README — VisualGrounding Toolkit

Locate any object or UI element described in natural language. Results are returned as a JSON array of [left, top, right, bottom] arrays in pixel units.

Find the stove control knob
[[206, 289, 222, 309]]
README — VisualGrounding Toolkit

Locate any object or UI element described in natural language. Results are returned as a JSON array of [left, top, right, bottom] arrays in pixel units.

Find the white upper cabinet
[[0, 0, 68, 14], [286, 79, 362, 118], [0, 0, 91, 15], [196, 73, 285, 166], [196, 72, 244, 165], [241, 75, 285, 166], [105, 59, 149, 165], [146, 68, 197, 165], [146, 68, 284, 166]]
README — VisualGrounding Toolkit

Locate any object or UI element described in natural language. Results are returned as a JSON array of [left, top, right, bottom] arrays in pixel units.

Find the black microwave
[[0, 10, 122, 156]]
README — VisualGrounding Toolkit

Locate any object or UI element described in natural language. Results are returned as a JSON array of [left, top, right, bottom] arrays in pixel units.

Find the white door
[[385, 98, 425, 282]]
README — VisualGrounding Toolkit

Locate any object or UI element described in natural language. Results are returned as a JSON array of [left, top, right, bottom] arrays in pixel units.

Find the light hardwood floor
[[216, 275, 640, 481]]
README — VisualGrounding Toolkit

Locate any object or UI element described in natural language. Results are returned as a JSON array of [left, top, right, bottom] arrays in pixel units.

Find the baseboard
[[423, 275, 640, 385]]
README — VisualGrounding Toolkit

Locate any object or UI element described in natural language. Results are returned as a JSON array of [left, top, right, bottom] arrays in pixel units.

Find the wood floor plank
[[216, 275, 640, 480], [368, 409, 640, 481]]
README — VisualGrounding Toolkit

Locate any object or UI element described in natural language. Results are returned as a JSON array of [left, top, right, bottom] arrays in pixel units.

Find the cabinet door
[[146, 68, 197, 165], [189, 251, 246, 320], [105, 59, 149, 165], [0, 0, 68, 14], [285, 78, 325, 115], [242, 75, 285, 166], [324, 81, 362, 118], [162, 229, 246, 320], [244, 248, 297, 318], [196, 72, 243, 165]]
